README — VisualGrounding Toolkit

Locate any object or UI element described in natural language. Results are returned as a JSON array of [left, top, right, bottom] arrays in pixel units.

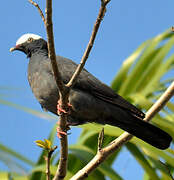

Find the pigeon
[[10, 33, 172, 149]]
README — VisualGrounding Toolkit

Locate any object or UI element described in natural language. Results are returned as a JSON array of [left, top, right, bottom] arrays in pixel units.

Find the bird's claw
[[56, 100, 72, 138], [56, 127, 67, 138], [57, 100, 72, 115], [57, 104, 68, 115], [56, 121, 71, 138]]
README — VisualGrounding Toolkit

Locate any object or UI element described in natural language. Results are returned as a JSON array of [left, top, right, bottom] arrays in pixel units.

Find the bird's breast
[[28, 66, 59, 113]]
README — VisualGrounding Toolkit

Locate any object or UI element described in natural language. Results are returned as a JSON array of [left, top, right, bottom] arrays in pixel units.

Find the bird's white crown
[[16, 33, 42, 45]]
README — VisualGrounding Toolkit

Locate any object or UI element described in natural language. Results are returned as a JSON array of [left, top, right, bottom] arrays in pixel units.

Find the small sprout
[[35, 139, 52, 150], [44, 139, 51, 149]]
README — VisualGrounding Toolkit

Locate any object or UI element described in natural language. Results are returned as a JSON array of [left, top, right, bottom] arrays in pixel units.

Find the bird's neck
[[27, 47, 48, 58], [26, 39, 49, 58]]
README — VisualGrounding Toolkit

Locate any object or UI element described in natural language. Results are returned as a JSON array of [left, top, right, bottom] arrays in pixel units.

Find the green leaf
[[143, 173, 150, 180], [35, 140, 47, 149], [31, 164, 57, 174], [142, 146, 174, 168], [111, 40, 150, 91], [118, 31, 173, 95], [69, 145, 123, 180], [167, 102, 174, 112], [30, 125, 57, 180], [13, 175, 29, 180], [126, 143, 160, 180], [77, 130, 98, 145], [44, 139, 51, 149], [35, 139, 52, 150], [0, 172, 9, 180], [148, 157, 172, 179]]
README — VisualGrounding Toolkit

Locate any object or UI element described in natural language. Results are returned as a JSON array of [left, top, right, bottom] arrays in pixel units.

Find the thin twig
[[98, 128, 104, 151], [70, 81, 174, 180], [171, 27, 174, 32], [66, 0, 110, 88], [45, 146, 58, 180], [45, 156, 50, 180], [28, 0, 46, 26]]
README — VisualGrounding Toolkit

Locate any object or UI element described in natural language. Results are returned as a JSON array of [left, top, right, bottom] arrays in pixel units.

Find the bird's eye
[[27, 37, 34, 42]]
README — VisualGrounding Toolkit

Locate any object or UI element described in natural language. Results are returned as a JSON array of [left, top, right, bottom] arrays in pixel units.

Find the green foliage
[[35, 139, 52, 150], [0, 30, 174, 179]]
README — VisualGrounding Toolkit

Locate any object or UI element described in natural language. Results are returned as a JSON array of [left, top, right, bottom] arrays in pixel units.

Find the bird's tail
[[107, 114, 172, 150]]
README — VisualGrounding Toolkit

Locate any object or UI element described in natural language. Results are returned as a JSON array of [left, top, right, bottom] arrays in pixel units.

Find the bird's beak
[[9, 46, 16, 52], [9, 45, 22, 52]]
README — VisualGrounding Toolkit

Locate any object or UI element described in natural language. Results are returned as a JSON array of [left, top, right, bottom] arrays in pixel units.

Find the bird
[[10, 33, 172, 150]]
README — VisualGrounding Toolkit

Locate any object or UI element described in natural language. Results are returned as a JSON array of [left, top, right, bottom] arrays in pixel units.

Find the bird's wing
[[57, 56, 145, 119], [82, 74, 145, 119]]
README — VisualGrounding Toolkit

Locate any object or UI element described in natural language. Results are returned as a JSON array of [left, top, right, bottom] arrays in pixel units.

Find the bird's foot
[[57, 100, 72, 115], [57, 127, 67, 139], [56, 121, 71, 138], [57, 104, 67, 115], [56, 127, 67, 138]]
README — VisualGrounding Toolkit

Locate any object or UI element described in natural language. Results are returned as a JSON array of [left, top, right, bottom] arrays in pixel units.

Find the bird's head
[[10, 33, 47, 57]]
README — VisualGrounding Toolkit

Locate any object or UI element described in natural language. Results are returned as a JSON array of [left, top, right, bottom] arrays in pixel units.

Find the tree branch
[[66, 0, 111, 88], [70, 81, 174, 180], [45, 146, 57, 180], [45, 0, 65, 93], [45, 1, 69, 180], [53, 111, 69, 180], [28, 0, 46, 26]]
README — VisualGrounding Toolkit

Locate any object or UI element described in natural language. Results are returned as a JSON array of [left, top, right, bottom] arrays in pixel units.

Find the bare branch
[[53, 113, 69, 180], [66, 0, 110, 88], [70, 81, 174, 180], [28, 0, 46, 26], [45, 0, 65, 93], [45, 1, 69, 180], [45, 146, 57, 180]]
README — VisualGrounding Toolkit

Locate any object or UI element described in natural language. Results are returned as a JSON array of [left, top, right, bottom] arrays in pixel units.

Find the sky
[[0, 0, 174, 179]]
